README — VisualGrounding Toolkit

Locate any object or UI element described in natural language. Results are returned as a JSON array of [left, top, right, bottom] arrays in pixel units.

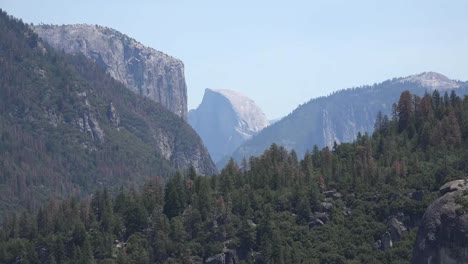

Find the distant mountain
[[269, 117, 283, 125], [33, 24, 188, 120], [189, 89, 268, 163], [0, 10, 216, 214], [227, 72, 467, 164]]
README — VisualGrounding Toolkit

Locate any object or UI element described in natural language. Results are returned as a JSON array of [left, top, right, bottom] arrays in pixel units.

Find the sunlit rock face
[[189, 89, 268, 163], [34, 24, 188, 120]]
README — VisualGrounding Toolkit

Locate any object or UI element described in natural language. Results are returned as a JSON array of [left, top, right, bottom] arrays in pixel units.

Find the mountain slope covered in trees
[[0, 10, 216, 215], [226, 72, 468, 166], [3, 85, 468, 263]]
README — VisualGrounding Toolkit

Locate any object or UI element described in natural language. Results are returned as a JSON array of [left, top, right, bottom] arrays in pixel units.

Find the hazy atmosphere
[[3, 1, 468, 263], [4, 0, 468, 119]]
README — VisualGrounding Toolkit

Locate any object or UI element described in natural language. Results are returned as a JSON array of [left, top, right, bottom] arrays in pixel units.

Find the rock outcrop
[[412, 179, 468, 264], [399, 72, 461, 91], [189, 89, 268, 163], [387, 217, 408, 242], [33, 24, 188, 120], [205, 249, 237, 264]]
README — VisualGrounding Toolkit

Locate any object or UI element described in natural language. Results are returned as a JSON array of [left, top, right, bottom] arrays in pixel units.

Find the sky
[[2, 0, 468, 119]]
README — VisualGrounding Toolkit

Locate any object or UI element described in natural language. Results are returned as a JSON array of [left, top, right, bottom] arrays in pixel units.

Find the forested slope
[[2, 88, 468, 263], [0, 10, 216, 215]]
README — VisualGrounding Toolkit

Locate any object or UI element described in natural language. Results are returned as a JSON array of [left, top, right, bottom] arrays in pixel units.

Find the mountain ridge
[[225, 72, 467, 165]]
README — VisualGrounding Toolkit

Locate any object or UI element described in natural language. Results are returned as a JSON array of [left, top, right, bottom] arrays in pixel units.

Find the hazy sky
[[3, 0, 468, 119]]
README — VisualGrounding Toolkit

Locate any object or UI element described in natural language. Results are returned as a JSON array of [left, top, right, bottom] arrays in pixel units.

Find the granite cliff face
[[189, 89, 268, 163], [33, 24, 188, 120], [228, 72, 466, 164], [412, 180, 468, 264]]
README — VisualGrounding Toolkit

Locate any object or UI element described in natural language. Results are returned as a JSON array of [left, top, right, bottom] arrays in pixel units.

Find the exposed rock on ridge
[[189, 88, 268, 163], [399, 72, 460, 91], [33, 24, 188, 120]]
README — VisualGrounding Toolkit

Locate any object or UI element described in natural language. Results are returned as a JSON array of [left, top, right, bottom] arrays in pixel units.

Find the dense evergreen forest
[[2, 87, 468, 263]]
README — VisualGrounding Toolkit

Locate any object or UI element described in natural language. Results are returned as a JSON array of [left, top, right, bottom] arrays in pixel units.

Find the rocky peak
[[214, 89, 269, 135], [33, 24, 188, 120], [189, 88, 268, 163], [398, 72, 460, 91]]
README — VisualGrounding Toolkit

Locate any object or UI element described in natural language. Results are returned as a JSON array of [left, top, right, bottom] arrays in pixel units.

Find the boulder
[[324, 189, 337, 197], [333, 192, 343, 199], [439, 179, 468, 195], [412, 179, 468, 264], [381, 232, 393, 251], [387, 217, 407, 242], [314, 212, 330, 223], [321, 202, 334, 211], [308, 219, 325, 228], [374, 240, 382, 250], [342, 206, 352, 216]]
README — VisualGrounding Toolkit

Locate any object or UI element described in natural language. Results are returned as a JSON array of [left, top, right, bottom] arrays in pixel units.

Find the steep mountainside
[[228, 72, 467, 163], [189, 88, 268, 163], [33, 24, 188, 120], [0, 10, 216, 214]]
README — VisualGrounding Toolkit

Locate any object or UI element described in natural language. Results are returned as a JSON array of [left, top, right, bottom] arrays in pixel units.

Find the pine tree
[[397, 90, 414, 132], [163, 172, 186, 218]]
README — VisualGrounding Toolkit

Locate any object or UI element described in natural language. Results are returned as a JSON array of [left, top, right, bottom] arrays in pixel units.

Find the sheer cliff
[[33, 24, 188, 120], [189, 89, 268, 163]]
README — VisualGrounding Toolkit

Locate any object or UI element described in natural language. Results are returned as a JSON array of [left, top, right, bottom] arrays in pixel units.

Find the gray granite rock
[[34, 24, 188, 120]]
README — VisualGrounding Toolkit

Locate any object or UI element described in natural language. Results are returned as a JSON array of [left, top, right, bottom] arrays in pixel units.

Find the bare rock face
[[399, 72, 461, 91], [75, 91, 105, 143], [412, 179, 468, 264], [33, 24, 188, 120], [189, 89, 268, 163], [107, 102, 120, 129]]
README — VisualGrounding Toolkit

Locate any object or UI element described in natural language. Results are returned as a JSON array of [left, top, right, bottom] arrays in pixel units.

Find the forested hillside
[[2, 88, 468, 263], [0, 10, 216, 215], [227, 72, 468, 167]]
